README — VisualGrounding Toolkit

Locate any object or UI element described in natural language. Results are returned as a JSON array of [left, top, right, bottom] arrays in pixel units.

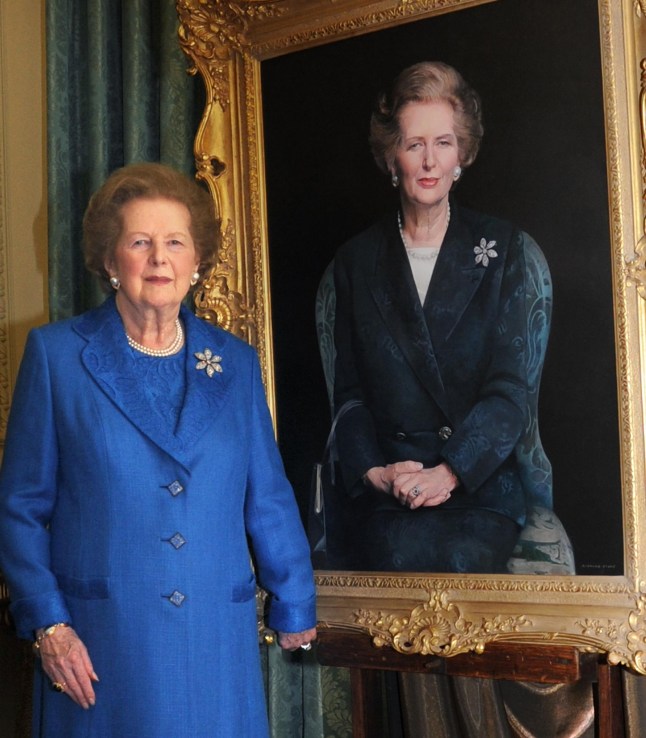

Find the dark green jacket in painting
[[333, 199, 529, 527]]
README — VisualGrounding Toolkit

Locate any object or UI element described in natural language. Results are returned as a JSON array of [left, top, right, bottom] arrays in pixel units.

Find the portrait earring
[[391, 172, 399, 188], [109, 276, 120, 290], [453, 165, 463, 181], [190, 271, 200, 286]]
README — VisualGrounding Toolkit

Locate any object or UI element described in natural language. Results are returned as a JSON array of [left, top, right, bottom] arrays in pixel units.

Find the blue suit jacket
[[333, 201, 529, 526], [0, 297, 315, 737]]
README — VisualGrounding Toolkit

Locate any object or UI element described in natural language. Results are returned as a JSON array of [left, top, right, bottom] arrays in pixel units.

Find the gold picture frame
[[177, 0, 646, 672]]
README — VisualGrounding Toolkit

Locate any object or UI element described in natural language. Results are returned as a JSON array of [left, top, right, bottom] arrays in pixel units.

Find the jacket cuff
[[9, 590, 71, 641], [265, 593, 317, 634]]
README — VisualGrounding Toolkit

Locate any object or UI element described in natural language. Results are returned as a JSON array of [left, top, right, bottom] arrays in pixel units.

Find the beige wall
[[0, 0, 48, 424]]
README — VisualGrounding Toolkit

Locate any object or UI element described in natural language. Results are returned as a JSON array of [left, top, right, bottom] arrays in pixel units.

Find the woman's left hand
[[393, 463, 459, 509], [35, 626, 98, 709], [277, 626, 317, 651]]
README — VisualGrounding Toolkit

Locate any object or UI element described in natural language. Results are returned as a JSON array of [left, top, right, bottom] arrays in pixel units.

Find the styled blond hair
[[369, 61, 483, 174]]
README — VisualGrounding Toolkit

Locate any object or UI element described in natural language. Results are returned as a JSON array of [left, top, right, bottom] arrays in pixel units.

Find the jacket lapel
[[367, 216, 448, 406], [76, 298, 234, 469], [424, 207, 485, 346], [174, 308, 235, 445]]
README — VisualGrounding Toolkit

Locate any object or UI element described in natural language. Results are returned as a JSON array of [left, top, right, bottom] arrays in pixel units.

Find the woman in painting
[[0, 162, 316, 737], [333, 61, 532, 573]]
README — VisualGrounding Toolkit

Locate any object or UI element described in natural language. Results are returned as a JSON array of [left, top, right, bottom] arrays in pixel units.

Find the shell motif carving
[[354, 590, 532, 657]]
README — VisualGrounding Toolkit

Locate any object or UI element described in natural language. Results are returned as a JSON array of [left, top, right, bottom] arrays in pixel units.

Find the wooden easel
[[317, 629, 625, 738]]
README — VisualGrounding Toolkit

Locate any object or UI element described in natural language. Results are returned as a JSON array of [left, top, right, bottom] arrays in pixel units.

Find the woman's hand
[[277, 626, 317, 651], [392, 462, 459, 509], [36, 626, 98, 709], [363, 461, 423, 495]]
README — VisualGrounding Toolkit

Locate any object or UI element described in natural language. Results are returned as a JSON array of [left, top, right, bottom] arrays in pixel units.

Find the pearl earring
[[109, 276, 120, 290], [190, 271, 200, 286], [391, 173, 399, 188], [453, 166, 462, 180]]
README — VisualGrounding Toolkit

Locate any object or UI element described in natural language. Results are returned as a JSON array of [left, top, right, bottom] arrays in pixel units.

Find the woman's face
[[106, 197, 199, 315], [392, 100, 460, 210]]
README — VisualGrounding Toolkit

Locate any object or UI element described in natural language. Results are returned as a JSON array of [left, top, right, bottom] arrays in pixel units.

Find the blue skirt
[[347, 506, 520, 573]]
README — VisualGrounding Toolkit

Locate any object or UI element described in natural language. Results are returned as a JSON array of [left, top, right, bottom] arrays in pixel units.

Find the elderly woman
[[333, 61, 533, 573], [0, 163, 316, 737]]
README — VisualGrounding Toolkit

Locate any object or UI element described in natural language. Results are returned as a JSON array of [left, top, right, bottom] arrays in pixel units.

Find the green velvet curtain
[[47, 0, 198, 318], [262, 646, 351, 738], [44, 2, 351, 736]]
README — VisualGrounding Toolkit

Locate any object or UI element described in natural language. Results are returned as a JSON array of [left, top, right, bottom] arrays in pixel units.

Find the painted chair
[[314, 233, 575, 575]]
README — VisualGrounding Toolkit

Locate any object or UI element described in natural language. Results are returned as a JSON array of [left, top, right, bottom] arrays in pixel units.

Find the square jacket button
[[168, 533, 187, 550], [167, 591, 186, 607], [166, 481, 184, 497]]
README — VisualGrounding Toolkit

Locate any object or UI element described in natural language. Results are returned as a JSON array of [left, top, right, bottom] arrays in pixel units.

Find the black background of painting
[[261, 0, 622, 574]]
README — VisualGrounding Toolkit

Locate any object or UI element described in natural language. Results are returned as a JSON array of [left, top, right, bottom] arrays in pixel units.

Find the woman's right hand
[[36, 626, 99, 709], [363, 461, 423, 495]]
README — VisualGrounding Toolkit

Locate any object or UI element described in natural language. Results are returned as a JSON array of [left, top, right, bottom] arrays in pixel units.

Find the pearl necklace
[[398, 203, 451, 249], [126, 319, 184, 357]]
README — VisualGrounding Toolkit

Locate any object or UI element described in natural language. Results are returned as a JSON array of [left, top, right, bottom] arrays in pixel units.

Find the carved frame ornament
[[177, 0, 646, 672]]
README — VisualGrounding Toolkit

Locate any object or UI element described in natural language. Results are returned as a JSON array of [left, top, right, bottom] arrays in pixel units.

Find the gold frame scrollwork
[[177, 0, 285, 391], [178, 0, 646, 672], [626, 55, 646, 296]]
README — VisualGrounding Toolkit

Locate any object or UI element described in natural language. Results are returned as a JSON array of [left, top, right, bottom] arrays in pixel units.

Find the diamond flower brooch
[[195, 348, 223, 377], [474, 238, 498, 267]]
